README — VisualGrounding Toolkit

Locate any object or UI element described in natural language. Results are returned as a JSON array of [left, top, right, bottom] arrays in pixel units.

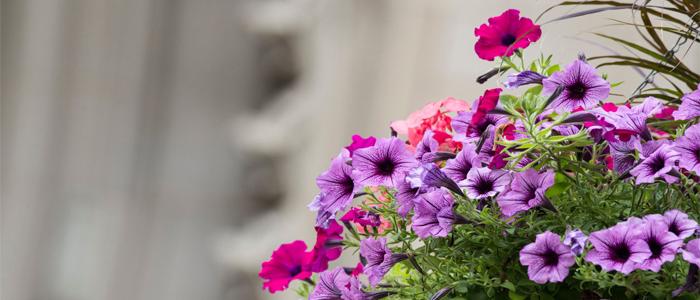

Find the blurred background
[[2, 1, 699, 300]]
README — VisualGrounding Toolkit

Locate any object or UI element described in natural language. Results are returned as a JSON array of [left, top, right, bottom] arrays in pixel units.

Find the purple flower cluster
[[583, 211, 696, 274]]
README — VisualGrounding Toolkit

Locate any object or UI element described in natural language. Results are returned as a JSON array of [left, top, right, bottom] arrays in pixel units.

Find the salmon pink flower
[[259, 240, 313, 293], [390, 97, 469, 146], [474, 9, 542, 61]]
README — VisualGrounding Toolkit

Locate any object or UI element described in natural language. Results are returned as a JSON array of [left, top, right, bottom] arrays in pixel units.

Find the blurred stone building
[[2, 1, 698, 300]]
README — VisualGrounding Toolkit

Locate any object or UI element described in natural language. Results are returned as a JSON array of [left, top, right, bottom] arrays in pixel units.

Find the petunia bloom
[[635, 219, 684, 272], [542, 59, 610, 113], [360, 237, 408, 287], [415, 130, 439, 162], [496, 169, 555, 217], [474, 9, 542, 61], [459, 167, 510, 200], [681, 238, 700, 267], [259, 240, 313, 293], [646, 210, 698, 239], [352, 138, 418, 188], [519, 231, 576, 284], [406, 164, 463, 196], [629, 142, 679, 184], [675, 124, 700, 175], [412, 189, 461, 239], [341, 207, 381, 228], [309, 267, 351, 300], [395, 172, 421, 217], [443, 143, 483, 183], [504, 70, 547, 89], [585, 222, 651, 274], [563, 228, 588, 256], [608, 137, 641, 174], [346, 134, 377, 157], [672, 83, 700, 120], [310, 150, 361, 226], [310, 220, 344, 272]]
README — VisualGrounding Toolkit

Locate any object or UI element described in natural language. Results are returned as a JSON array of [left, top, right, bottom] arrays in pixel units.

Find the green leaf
[[508, 291, 527, 300], [501, 281, 516, 292]]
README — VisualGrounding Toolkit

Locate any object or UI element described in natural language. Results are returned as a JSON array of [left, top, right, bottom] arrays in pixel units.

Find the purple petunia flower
[[412, 189, 459, 239], [585, 222, 651, 274], [360, 237, 408, 287], [443, 143, 483, 183], [352, 138, 418, 188], [405, 164, 463, 196], [309, 266, 351, 300], [395, 172, 421, 217], [681, 238, 700, 267], [542, 59, 610, 113], [608, 137, 641, 174], [646, 210, 698, 239], [451, 111, 508, 144], [310, 150, 361, 226], [563, 228, 588, 256], [415, 130, 439, 162], [632, 218, 684, 272], [629, 142, 679, 184], [519, 231, 576, 284], [675, 124, 700, 175], [504, 70, 547, 89], [459, 167, 510, 200], [496, 169, 555, 217], [672, 83, 700, 120]]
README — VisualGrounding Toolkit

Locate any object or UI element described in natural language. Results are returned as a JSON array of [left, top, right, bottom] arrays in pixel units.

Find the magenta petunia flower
[[504, 70, 547, 89], [309, 266, 351, 300], [395, 172, 421, 217], [674, 124, 700, 174], [311, 150, 362, 226], [360, 237, 408, 287], [474, 9, 542, 61], [629, 142, 679, 184], [672, 84, 700, 120], [563, 228, 588, 256], [519, 231, 576, 284], [646, 210, 698, 239], [634, 219, 684, 272], [259, 240, 313, 293], [443, 143, 483, 183], [496, 169, 555, 217], [340, 207, 381, 227], [345, 134, 377, 157], [585, 222, 651, 274], [352, 138, 418, 188], [608, 137, 641, 174], [412, 189, 458, 239], [310, 220, 344, 272], [459, 167, 510, 200], [542, 59, 610, 113], [681, 238, 700, 267]]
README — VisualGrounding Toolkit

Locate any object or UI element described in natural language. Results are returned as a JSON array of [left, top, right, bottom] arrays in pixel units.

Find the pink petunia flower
[[259, 240, 313, 293], [390, 97, 469, 147], [474, 9, 542, 61]]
